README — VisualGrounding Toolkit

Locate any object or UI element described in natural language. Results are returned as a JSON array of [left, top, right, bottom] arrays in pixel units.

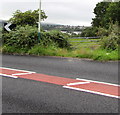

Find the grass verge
[[1, 44, 119, 61]]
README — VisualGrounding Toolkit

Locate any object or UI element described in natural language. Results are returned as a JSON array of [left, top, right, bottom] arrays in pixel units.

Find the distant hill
[[41, 23, 85, 32], [0, 20, 87, 32], [41, 22, 61, 26]]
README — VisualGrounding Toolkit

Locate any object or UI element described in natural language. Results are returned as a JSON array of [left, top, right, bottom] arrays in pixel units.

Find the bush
[[40, 30, 71, 49], [80, 27, 98, 37], [97, 27, 109, 37], [101, 34, 119, 50], [3, 26, 71, 49], [100, 22, 120, 50], [3, 25, 38, 49]]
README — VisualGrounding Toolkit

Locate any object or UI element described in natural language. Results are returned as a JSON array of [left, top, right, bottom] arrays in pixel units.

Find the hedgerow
[[3, 25, 71, 49]]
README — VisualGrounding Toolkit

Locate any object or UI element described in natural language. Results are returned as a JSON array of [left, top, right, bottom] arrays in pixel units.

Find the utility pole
[[38, 0, 41, 42]]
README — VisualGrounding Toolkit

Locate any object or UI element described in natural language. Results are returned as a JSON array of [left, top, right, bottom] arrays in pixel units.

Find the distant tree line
[[42, 24, 84, 32]]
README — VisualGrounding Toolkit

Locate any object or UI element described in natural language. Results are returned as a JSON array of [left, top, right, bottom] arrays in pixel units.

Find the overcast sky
[[0, 0, 103, 26]]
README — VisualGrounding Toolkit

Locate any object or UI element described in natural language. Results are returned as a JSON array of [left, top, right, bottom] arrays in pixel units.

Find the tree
[[92, 1, 120, 28], [80, 27, 98, 37], [92, 2, 110, 27], [9, 9, 47, 26], [105, 2, 120, 25]]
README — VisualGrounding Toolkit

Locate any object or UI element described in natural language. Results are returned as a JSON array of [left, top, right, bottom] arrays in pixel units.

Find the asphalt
[[1, 54, 119, 113]]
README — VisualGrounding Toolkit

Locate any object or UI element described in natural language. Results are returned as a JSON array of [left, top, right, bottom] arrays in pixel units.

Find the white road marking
[[0, 67, 36, 73], [67, 81, 90, 86], [1, 67, 119, 99], [63, 86, 120, 99], [0, 67, 36, 78], [0, 73, 18, 78], [76, 78, 120, 87], [12, 72, 35, 76]]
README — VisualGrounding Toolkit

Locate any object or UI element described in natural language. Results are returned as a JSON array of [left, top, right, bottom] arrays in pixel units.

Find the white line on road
[[63, 86, 120, 99], [76, 78, 120, 87], [67, 81, 90, 86], [12, 72, 35, 76], [0, 74, 18, 78], [0, 67, 36, 73], [0, 67, 36, 78]]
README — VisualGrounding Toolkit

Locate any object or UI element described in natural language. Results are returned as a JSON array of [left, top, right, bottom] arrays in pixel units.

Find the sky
[[0, 0, 103, 26]]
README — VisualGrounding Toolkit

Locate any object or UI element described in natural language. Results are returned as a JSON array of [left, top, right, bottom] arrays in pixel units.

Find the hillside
[[0, 20, 87, 33]]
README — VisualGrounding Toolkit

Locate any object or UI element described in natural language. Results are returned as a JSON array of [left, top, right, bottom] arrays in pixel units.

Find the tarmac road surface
[[1, 54, 119, 113]]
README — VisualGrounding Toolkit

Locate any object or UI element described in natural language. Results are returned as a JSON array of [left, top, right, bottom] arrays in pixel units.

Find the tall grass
[[2, 44, 119, 61], [2, 45, 28, 54]]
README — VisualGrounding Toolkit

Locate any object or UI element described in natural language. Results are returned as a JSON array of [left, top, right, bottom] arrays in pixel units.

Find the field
[[66, 37, 118, 61], [68, 37, 100, 49]]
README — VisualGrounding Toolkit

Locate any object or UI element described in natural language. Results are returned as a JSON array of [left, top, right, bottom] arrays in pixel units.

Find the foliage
[[106, 2, 120, 25], [9, 9, 47, 26], [2, 45, 28, 54], [92, 48, 119, 60], [92, 1, 120, 28], [99, 23, 120, 50], [92, 2, 110, 28], [28, 43, 60, 56], [3, 25, 38, 49], [40, 30, 71, 49], [80, 27, 98, 37], [2, 43, 118, 61], [3, 25, 71, 49], [97, 27, 109, 37], [1, 1, 119, 61]]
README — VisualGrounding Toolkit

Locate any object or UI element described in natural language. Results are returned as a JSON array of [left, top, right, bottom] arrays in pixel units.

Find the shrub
[[97, 27, 109, 37], [80, 27, 98, 37], [3, 26, 71, 49], [40, 30, 71, 49], [100, 22, 120, 50], [3, 25, 38, 49]]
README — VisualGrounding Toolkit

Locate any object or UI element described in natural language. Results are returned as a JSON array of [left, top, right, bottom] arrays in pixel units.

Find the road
[[1, 54, 119, 113]]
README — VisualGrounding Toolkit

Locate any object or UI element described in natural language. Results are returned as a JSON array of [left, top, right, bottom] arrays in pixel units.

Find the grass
[[1, 45, 28, 54], [68, 38, 100, 49], [68, 38, 100, 44], [1, 43, 119, 61], [1, 38, 119, 61], [92, 49, 119, 61], [28, 44, 71, 57]]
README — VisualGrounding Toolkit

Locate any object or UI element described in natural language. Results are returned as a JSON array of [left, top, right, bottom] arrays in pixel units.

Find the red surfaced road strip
[[0, 67, 120, 98], [15, 73, 85, 86], [0, 68, 86, 85], [67, 82, 119, 97], [1, 68, 29, 75]]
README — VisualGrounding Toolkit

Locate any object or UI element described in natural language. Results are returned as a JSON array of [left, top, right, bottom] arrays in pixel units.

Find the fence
[[69, 36, 101, 48], [70, 36, 100, 39]]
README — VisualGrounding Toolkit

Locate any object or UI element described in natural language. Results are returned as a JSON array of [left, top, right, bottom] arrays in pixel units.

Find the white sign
[[4, 23, 11, 31]]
